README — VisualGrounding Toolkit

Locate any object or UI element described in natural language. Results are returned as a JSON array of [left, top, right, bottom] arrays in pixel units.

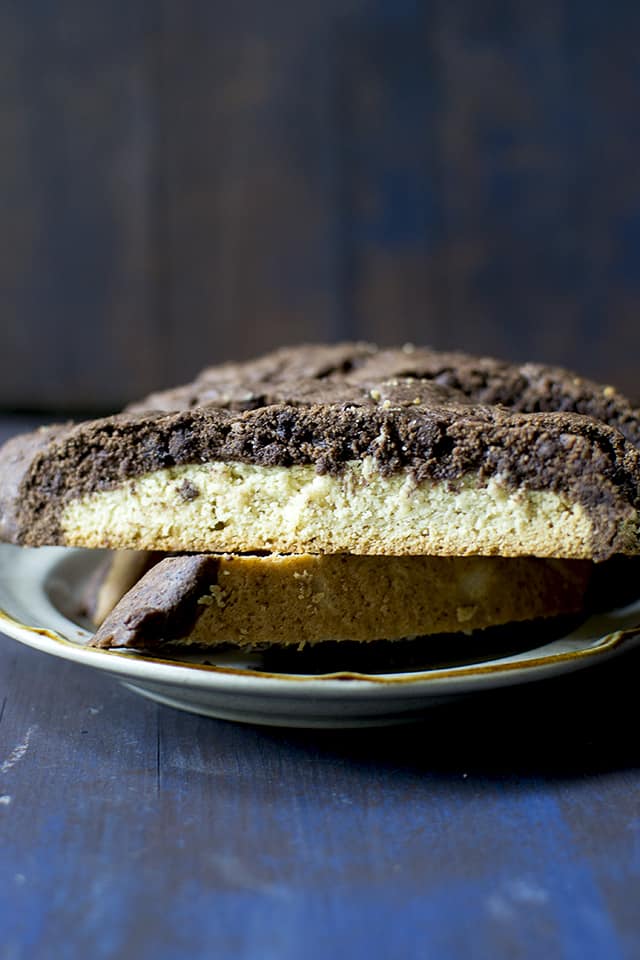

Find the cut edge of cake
[[91, 552, 593, 651]]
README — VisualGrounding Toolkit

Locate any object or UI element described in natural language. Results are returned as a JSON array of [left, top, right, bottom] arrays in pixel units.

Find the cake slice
[[91, 553, 592, 651], [1, 344, 640, 561]]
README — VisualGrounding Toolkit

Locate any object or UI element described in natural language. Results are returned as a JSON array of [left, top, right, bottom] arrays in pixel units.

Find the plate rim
[[1, 544, 639, 701]]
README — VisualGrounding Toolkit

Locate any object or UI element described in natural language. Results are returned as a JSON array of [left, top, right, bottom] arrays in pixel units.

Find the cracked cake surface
[[1, 343, 640, 560]]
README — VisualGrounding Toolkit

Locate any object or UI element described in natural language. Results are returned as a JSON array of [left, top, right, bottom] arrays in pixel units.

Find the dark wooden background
[[2, 1, 640, 412]]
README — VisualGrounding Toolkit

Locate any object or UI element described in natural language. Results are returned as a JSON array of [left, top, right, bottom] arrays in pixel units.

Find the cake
[[91, 552, 592, 650], [1, 344, 640, 562], [1, 343, 639, 653]]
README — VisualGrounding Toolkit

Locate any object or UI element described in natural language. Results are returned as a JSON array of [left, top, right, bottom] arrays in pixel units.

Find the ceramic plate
[[0, 544, 639, 727]]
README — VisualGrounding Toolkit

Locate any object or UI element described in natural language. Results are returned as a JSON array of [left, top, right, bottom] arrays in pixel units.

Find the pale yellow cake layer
[[62, 458, 597, 558]]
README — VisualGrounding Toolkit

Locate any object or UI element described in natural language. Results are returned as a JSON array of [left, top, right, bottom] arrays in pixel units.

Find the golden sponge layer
[[64, 459, 596, 558]]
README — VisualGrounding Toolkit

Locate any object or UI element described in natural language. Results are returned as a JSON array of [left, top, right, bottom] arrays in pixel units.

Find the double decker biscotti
[[1, 344, 639, 561]]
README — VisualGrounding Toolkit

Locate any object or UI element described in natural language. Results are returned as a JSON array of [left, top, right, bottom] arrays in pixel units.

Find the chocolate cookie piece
[[79, 550, 166, 626], [92, 553, 592, 651], [2, 344, 640, 560], [92, 555, 221, 649]]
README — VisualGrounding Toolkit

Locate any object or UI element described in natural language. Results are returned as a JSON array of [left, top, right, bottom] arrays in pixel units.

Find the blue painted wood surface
[[2, 1, 640, 410], [0, 417, 639, 960]]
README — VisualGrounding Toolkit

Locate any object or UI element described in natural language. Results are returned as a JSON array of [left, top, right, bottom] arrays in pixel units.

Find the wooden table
[[1, 416, 639, 960]]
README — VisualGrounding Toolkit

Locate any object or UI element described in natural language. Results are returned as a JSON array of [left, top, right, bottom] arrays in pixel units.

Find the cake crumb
[[177, 479, 200, 502], [197, 584, 227, 608]]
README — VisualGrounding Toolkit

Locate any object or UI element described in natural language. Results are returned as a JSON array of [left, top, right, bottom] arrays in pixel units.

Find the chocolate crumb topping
[[2, 343, 640, 559]]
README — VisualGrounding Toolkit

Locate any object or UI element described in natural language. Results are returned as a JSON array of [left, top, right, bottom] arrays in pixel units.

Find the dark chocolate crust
[[128, 342, 640, 449], [2, 343, 640, 558], [0, 423, 72, 542], [92, 555, 219, 649]]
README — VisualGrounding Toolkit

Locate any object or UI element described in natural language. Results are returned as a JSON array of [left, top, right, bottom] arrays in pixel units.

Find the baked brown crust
[[129, 342, 640, 450], [2, 344, 640, 559], [80, 550, 166, 627], [91, 553, 592, 650]]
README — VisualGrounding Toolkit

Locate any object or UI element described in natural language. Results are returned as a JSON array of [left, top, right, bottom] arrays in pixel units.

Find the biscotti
[[2, 344, 640, 561], [92, 553, 592, 650]]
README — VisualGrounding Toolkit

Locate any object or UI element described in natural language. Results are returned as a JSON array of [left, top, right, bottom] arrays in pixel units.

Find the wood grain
[[0, 416, 639, 958], [0, 1, 162, 411], [155, 0, 362, 386], [1, 2, 640, 410], [1, 621, 639, 958], [428, 0, 640, 395]]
